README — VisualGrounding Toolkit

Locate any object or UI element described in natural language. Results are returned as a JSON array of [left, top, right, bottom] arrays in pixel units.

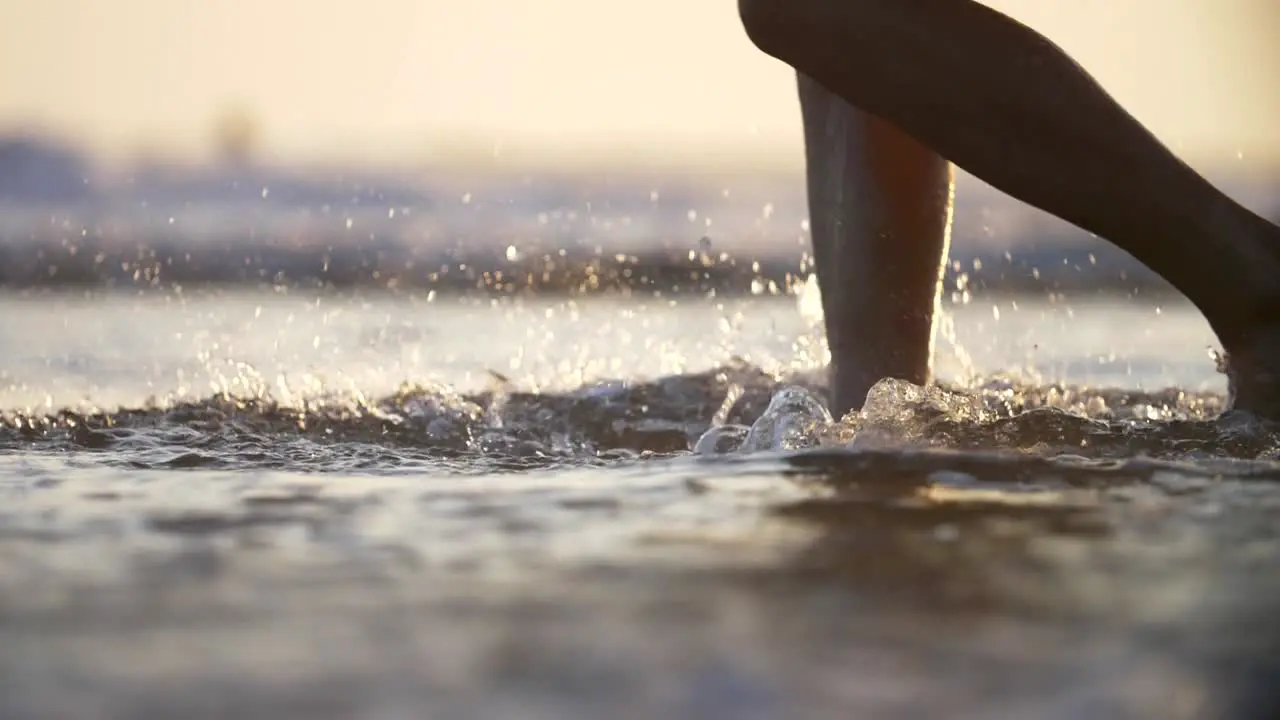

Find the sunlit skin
[[739, 0, 1280, 420]]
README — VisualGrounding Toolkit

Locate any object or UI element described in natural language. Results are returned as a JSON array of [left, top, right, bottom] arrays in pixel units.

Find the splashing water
[[796, 272, 825, 328], [703, 385, 834, 454], [3, 290, 1279, 719]]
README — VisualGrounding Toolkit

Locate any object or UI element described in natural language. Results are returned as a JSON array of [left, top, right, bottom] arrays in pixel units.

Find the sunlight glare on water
[[2, 288, 1279, 719]]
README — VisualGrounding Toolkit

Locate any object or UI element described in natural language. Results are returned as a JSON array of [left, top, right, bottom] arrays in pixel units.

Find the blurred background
[[0, 0, 1277, 295]]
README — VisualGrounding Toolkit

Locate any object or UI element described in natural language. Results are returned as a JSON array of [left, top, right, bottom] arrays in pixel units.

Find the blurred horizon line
[[6, 123, 1280, 181]]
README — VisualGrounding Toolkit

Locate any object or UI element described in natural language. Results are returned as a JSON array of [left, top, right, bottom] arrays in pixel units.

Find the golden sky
[[1, 0, 1277, 167]]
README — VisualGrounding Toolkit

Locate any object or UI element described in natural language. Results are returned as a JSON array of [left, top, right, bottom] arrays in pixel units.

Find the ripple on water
[[0, 362, 1274, 470], [2, 366, 1280, 718]]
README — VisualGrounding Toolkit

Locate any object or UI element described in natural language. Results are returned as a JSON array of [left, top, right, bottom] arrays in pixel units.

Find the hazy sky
[[2, 0, 1277, 166]]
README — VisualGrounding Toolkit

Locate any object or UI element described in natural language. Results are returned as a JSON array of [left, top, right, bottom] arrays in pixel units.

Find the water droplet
[[692, 424, 750, 455], [741, 386, 832, 453]]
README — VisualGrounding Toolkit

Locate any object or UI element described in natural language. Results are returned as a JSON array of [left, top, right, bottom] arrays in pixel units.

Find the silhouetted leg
[[798, 74, 953, 418], [740, 0, 1280, 417]]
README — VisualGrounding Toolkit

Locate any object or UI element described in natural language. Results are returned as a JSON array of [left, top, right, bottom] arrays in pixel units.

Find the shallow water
[[3, 289, 1279, 719]]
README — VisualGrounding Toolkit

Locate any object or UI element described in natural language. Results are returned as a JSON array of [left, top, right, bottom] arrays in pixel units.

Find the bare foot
[[1219, 311, 1280, 421]]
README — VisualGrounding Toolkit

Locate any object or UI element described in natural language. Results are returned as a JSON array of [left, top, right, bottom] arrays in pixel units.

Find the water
[[3, 288, 1279, 719]]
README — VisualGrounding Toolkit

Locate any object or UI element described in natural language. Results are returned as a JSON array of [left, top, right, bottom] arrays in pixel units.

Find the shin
[[798, 74, 954, 418]]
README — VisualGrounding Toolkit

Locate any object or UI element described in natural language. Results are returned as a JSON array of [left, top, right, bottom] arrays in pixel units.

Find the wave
[[4, 364, 1275, 474]]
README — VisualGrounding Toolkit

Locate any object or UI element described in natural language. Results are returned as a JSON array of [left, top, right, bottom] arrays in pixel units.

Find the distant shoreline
[[0, 226, 1177, 298], [2, 132, 1273, 299]]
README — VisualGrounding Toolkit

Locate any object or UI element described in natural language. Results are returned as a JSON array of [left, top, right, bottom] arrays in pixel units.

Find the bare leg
[[740, 0, 1280, 417], [799, 74, 953, 417]]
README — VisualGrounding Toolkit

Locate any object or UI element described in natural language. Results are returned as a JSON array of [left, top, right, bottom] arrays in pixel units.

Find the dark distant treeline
[[0, 231, 1172, 297]]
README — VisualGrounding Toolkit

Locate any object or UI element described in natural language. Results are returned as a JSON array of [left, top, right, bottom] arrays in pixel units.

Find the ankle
[[1217, 322, 1280, 421]]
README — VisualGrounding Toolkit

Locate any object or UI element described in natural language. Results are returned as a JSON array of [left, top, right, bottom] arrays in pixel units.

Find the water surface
[[2, 290, 1278, 719]]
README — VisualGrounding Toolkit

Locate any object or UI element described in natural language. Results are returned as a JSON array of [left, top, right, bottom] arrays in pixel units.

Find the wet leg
[[739, 0, 1280, 416], [798, 74, 953, 418]]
